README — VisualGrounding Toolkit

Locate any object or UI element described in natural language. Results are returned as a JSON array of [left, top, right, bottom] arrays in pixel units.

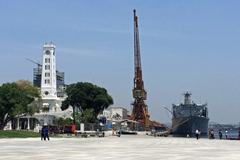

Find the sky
[[0, 0, 240, 124]]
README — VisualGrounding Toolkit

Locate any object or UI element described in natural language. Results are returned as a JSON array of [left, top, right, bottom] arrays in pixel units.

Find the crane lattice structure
[[131, 9, 150, 130]]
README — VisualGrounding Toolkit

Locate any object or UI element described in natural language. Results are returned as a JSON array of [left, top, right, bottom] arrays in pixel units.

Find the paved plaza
[[0, 136, 240, 160]]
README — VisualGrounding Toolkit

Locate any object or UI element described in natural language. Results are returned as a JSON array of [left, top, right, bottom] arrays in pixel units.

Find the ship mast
[[131, 9, 150, 130], [184, 92, 192, 105]]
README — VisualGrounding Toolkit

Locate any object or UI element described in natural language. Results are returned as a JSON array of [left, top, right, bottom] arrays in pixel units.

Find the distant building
[[102, 106, 128, 120], [102, 109, 111, 120], [33, 67, 42, 88]]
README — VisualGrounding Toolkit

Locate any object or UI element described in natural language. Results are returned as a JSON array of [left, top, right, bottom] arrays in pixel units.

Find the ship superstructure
[[172, 92, 209, 136]]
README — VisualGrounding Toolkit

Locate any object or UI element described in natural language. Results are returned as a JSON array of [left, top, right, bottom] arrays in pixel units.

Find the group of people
[[207, 129, 240, 140], [41, 125, 50, 141], [212, 130, 229, 139], [195, 129, 228, 140]]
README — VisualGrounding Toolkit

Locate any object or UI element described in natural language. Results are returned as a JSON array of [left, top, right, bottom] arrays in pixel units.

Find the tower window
[[45, 72, 50, 77], [45, 79, 50, 84], [45, 65, 50, 70], [45, 58, 50, 63]]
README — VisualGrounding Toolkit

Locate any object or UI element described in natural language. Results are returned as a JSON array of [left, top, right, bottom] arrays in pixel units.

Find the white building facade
[[102, 106, 128, 121]]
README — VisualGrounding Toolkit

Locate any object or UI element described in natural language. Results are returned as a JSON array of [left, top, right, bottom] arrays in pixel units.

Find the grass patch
[[0, 130, 40, 138]]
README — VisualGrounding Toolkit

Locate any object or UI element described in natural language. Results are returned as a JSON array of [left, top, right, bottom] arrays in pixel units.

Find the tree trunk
[[0, 117, 5, 130], [0, 124, 4, 130], [73, 106, 76, 124], [0, 121, 8, 130], [0, 115, 11, 130]]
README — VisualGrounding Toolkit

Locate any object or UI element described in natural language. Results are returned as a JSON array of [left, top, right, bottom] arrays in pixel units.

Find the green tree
[[78, 108, 96, 123], [0, 80, 40, 130], [61, 82, 113, 124], [57, 117, 73, 126]]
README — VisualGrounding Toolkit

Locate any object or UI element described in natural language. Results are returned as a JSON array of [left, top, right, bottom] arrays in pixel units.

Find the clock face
[[45, 50, 50, 55], [44, 91, 49, 95]]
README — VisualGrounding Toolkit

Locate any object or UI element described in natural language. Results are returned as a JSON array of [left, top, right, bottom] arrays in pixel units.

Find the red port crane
[[131, 9, 150, 130]]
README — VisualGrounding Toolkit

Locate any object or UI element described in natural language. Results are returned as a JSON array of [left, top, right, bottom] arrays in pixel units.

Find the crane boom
[[134, 9, 142, 75], [26, 58, 42, 67], [132, 9, 146, 100]]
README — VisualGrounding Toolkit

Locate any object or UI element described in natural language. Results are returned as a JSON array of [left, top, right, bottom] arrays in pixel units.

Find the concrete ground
[[0, 136, 240, 160]]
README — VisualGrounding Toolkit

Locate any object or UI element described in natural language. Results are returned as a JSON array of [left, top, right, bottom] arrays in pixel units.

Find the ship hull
[[172, 116, 209, 137]]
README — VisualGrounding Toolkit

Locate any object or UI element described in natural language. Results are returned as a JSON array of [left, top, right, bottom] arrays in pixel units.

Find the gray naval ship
[[172, 92, 209, 137]]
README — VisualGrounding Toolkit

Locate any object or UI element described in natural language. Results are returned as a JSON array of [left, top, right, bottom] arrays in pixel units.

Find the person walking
[[218, 130, 223, 140], [210, 130, 215, 139], [195, 129, 200, 140], [225, 130, 228, 139], [41, 126, 44, 141], [43, 125, 50, 141]]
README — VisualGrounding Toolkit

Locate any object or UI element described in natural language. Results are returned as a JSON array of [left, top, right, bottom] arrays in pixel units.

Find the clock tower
[[33, 42, 73, 127], [41, 42, 57, 99]]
